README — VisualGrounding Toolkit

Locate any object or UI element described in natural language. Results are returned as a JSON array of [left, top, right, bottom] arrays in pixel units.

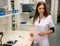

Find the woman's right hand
[[30, 33, 34, 37]]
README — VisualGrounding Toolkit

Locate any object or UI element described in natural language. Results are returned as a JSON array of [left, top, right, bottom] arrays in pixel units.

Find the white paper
[[30, 26, 42, 41]]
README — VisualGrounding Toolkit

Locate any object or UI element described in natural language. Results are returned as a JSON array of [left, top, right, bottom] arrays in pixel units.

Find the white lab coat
[[30, 15, 54, 46]]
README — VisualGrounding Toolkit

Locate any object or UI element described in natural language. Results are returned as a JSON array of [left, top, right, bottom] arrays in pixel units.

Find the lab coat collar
[[38, 16, 45, 21]]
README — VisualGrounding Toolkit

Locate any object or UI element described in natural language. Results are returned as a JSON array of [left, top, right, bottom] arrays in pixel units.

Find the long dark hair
[[33, 1, 48, 24]]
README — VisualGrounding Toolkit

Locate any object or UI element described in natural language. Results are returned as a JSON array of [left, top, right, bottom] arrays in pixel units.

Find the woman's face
[[38, 4, 44, 15]]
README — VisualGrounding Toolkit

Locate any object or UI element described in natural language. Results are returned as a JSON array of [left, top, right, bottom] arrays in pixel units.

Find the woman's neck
[[39, 14, 44, 20]]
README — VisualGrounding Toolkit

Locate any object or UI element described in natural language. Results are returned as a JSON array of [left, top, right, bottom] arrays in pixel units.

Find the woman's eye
[[39, 8, 44, 10], [42, 8, 44, 9], [39, 8, 41, 10]]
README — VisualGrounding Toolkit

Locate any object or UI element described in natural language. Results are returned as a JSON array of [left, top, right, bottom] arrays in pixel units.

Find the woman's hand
[[30, 33, 34, 37], [38, 32, 46, 37]]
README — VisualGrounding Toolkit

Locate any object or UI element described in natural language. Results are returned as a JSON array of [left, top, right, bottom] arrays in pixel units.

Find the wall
[[0, 0, 7, 7]]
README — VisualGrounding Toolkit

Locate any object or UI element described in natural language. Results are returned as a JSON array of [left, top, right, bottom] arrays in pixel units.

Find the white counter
[[13, 37, 33, 46], [2, 31, 33, 46]]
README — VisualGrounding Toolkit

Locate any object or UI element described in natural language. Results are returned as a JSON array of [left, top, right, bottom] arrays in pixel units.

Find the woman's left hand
[[38, 32, 46, 37]]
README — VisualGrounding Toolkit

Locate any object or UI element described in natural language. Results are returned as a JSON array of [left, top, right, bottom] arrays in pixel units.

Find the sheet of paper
[[29, 26, 41, 40]]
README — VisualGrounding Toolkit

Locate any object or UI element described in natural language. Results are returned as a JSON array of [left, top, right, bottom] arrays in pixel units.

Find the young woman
[[30, 1, 55, 46]]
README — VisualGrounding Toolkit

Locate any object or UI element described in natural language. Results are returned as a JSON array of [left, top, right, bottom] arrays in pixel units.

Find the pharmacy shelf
[[0, 12, 20, 31], [20, 12, 31, 15], [20, 13, 32, 25], [19, 22, 32, 31], [14, 0, 36, 30], [0, 12, 20, 18], [0, 14, 12, 18], [20, 22, 32, 26], [0, 14, 12, 31], [20, 2, 35, 5]]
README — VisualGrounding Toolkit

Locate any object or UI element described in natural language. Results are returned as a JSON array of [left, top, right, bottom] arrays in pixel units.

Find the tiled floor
[[49, 23, 60, 46]]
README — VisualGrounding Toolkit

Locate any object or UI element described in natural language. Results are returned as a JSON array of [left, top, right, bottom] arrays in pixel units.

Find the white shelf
[[20, 12, 31, 15], [20, 22, 32, 26], [20, 2, 35, 5], [0, 12, 20, 18], [14, 0, 36, 30], [0, 14, 12, 18]]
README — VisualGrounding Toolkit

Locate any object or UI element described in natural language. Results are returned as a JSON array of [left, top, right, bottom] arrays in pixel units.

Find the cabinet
[[0, 14, 12, 32], [19, 12, 33, 31], [0, 12, 20, 32], [14, 0, 36, 30]]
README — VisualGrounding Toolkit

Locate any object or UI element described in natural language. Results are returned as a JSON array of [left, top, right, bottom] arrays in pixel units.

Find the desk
[[2, 31, 33, 46], [13, 38, 33, 46]]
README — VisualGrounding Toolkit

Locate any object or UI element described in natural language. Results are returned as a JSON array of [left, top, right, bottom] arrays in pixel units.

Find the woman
[[30, 1, 55, 46]]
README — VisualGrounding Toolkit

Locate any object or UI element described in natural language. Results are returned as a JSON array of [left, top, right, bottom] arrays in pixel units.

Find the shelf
[[0, 12, 20, 18], [20, 12, 31, 15], [20, 2, 35, 6], [19, 22, 32, 31], [0, 14, 12, 18], [20, 22, 32, 26]]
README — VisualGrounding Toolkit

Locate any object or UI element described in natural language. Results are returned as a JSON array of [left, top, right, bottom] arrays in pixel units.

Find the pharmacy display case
[[14, 0, 36, 31]]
